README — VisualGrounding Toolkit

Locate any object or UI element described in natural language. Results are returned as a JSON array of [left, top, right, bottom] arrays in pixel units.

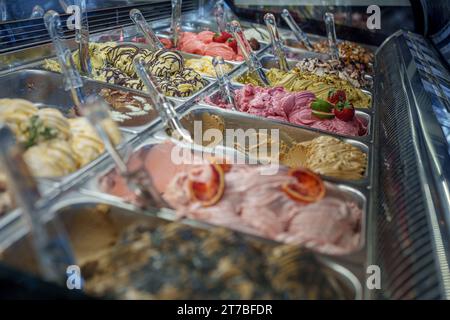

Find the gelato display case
[[0, 0, 449, 300]]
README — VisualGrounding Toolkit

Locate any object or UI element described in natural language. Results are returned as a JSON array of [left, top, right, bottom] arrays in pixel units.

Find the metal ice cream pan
[[81, 79, 184, 135], [198, 87, 373, 142], [177, 104, 372, 186], [157, 21, 270, 48], [38, 41, 217, 104], [0, 195, 362, 299], [0, 69, 139, 186], [79, 135, 369, 293], [0, 68, 182, 133]]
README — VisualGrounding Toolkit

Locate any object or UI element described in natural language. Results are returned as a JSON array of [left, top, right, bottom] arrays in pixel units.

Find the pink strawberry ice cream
[[99, 142, 362, 255], [178, 31, 244, 61], [206, 85, 367, 137]]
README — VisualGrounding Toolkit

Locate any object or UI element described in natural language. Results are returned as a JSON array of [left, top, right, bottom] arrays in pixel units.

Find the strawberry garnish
[[213, 31, 232, 43], [227, 38, 238, 54], [221, 31, 232, 42], [334, 100, 355, 122], [327, 89, 347, 105]]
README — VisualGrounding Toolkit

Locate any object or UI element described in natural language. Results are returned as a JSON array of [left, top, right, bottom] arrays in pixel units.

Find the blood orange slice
[[282, 168, 325, 203], [189, 164, 225, 207]]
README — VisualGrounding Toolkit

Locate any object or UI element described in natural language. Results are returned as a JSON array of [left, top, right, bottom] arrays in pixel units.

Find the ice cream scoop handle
[[45, 11, 87, 106], [264, 13, 289, 72], [74, 0, 91, 76], [130, 9, 164, 50], [133, 56, 192, 143], [281, 9, 313, 51], [44, 10, 84, 92], [212, 56, 236, 110], [0, 124, 75, 284], [228, 21, 252, 61], [84, 96, 167, 209], [228, 21, 270, 86], [324, 12, 339, 60], [30, 5, 44, 18], [198, 0, 205, 18], [214, 0, 226, 33], [171, 0, 182, 47]]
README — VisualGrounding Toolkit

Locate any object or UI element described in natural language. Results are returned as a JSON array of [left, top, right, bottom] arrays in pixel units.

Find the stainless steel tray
[[37, 42, 216, 103], [0, 68, 183, 134], [0, 68, 138, 187], [71, 137, 368, 293], [0, 195, 362, 299]]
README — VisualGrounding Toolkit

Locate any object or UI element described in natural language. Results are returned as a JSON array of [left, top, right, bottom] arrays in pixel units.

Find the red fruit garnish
[[327, 89, 347, 105], [189, 164, 225, 207], [159, 37, 173, 49], [213, 32, 232, 43], [334, 100, 355, 122], [213, 33, 225, 43], [221, 31, 232, 42], [227, 38, 238, 54], [282, 168, 326, 204]]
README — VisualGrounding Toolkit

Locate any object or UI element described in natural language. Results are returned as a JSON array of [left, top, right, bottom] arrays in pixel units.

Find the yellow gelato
[[0, 98, 121, 178], [0, 99, 38, 142], [24, 139, 79, 177], [185, 56, 232, 77]]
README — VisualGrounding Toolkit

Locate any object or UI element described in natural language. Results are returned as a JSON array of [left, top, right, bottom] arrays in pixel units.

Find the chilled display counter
[[0, 0, 449, 300]]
